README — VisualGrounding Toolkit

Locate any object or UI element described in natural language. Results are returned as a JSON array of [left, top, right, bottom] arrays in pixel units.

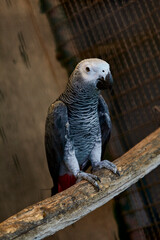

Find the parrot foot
[[76, 171, 101, 191], [92, 160, 120, 176]]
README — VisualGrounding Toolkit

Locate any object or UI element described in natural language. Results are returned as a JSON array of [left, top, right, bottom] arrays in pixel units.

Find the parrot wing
[[98, 95, 112, 156], [45, 100, 68, 194]]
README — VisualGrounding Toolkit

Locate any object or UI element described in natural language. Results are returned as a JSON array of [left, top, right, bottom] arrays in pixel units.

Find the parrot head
[[70, 58, 113, 91]]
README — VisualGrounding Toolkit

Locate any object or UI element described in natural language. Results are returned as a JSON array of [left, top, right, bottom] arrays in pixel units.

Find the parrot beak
[[96, 72, 113, 90]]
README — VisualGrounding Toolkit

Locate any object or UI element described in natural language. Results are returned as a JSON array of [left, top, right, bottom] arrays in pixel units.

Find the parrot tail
[[58, 174, 76, 192]]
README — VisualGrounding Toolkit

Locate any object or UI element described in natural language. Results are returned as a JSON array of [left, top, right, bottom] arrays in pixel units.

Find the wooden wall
[[0, 0, 67, 221]]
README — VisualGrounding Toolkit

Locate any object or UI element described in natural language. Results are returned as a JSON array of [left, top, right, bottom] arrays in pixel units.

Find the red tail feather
[[58, 174, 76, 192]]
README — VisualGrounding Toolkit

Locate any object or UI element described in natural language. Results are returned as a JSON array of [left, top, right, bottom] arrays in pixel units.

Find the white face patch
[[78, 58, 110, 83]]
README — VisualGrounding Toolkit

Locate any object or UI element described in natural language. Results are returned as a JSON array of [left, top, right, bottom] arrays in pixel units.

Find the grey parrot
[[45, 58, 119, 195]]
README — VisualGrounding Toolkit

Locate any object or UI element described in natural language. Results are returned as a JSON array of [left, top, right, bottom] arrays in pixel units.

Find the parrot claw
[[76, 171, 101, 191], [116, 170, 120, 176], [97, 176, 101, 182], [92, 160, 120, 177], [94, 182, 100, 192]]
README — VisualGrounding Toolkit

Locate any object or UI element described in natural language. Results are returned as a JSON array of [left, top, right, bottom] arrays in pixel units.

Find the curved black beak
[[96, 72, 113, 90]]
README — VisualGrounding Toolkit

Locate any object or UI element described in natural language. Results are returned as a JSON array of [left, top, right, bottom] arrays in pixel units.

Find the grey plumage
[[45, 58, 118, 195]]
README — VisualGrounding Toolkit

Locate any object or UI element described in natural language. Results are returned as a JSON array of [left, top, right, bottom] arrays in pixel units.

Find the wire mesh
[[41, 0, 160, 238]]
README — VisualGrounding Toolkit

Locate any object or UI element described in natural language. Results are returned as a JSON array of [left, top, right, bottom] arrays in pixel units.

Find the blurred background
[[0, 0, 160, 239]]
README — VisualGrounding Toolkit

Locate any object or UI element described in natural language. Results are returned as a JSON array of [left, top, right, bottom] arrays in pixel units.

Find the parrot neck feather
[[59, 81, 99, 107]]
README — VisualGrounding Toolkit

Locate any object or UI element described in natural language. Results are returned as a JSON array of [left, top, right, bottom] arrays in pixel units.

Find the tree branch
[[0, 128, 160, 240]]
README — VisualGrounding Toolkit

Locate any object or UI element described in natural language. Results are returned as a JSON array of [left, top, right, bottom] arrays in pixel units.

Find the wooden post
[[0, 128, 160, 240]]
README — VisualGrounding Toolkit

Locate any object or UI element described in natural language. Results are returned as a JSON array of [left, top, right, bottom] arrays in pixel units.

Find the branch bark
[[0, 128, 160, 240]]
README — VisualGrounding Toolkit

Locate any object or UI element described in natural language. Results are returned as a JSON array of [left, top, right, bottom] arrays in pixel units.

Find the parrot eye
[[86, 67, 90, 72], [102, 70, 105, 72]]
